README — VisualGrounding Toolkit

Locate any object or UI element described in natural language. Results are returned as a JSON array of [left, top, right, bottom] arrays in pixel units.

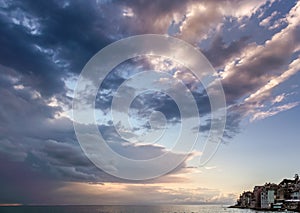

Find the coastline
[[229, 205, 300, 212]]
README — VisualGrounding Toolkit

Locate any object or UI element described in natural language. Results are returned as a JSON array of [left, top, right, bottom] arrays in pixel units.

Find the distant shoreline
[[0, 203, 232, 207]]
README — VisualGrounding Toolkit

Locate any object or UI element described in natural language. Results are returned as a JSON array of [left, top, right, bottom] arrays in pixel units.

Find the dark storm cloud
[[0, 155, 65, 204], [0, 66, 100, 184], [0, 0, 116, 96], [0, 65, 193, 189], [0, 66, 64, 138]]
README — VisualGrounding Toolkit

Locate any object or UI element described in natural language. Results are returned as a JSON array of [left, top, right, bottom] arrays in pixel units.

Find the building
[[251, 186, 263, 208], [291, 190, 300, 200], [238, 191, 253, 208], [235, 174, 300, 211], [261, 188, 275, 209], [277, 177, 297, 201], [277, 187, 287, 201]]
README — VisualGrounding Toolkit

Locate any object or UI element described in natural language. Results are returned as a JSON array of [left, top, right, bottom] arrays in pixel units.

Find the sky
[[0, 0, 300, 206]]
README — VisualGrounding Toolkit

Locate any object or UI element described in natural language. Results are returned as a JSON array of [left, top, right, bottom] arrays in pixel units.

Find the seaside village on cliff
[[234, 174, 300, 211]]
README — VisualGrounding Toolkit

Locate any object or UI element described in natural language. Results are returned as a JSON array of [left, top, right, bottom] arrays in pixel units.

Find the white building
[[261, 189, 275, 209], [291, 190, 300, 200]]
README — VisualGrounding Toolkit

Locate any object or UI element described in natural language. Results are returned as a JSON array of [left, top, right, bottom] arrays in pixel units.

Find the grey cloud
[[222, 27, 299, 105], [0, 73, 74, 143], [89, 56, 213, 133], [117, 0, 190, 34], [203, 35, 250, 68], [0, 67, 196, 184], [116, 0, 257, 42]]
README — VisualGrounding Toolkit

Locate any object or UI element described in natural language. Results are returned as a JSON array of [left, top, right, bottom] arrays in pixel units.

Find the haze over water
[[0, 205, 296, 213]]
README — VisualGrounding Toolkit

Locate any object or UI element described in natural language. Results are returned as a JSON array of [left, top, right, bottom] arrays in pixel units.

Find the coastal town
[[232, 174, 300, 212]]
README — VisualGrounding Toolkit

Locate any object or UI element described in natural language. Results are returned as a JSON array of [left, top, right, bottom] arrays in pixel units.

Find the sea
[[0, 205, 296, 213]]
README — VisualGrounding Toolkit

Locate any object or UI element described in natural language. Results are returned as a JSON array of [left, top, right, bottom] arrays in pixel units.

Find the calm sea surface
[[0, 205, 295, 213]]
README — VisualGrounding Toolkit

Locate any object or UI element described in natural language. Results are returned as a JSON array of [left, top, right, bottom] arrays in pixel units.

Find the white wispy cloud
[[251, 102, 299, 122]]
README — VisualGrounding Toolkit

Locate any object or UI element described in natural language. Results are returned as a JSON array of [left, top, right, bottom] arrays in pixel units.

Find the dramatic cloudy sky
[[0, 0, 300, 205]]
